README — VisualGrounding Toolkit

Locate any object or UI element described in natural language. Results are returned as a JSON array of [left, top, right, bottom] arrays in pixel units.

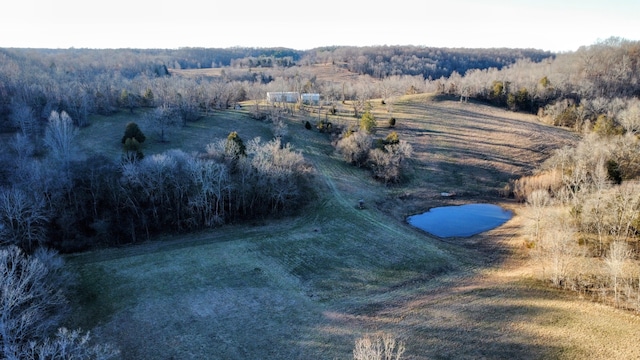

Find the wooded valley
[[1, 38, 639, 359]]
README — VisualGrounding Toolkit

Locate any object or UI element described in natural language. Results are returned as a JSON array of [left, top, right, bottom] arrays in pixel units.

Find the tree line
[[307, 45, 551, 80], [511, 130, 640, 312], [0, 45, 551, 131], [434, 37, 640, 125]]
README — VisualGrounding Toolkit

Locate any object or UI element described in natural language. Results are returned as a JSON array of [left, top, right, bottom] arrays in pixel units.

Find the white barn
[[267, 92, 300, 103], [301, 93, 320, 104]]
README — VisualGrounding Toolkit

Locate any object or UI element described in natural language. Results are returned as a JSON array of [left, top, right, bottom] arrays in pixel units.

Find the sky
[[0, 0, 637, 52]]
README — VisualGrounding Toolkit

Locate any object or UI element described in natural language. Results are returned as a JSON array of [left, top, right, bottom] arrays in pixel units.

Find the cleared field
[[76, 109, 273, 161], [170, 63, 369, 83], [66, 95, 640, 359], [170, 68, 226, 78]]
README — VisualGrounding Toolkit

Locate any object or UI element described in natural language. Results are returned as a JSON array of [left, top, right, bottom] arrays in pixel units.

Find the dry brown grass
[[510, 169, 564, 202], [169, 67, 225, 78], [170, 63, 373, 84]]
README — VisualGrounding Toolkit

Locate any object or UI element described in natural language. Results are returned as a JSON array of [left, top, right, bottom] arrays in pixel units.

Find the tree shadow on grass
[[309, 276, 575, 360]]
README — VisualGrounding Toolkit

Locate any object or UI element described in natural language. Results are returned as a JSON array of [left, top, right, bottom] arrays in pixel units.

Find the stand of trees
[[512, 130, 640, 311], [1, 109, 310, 252], [433, 37, 640, 125], [334, 110, 413, 184]]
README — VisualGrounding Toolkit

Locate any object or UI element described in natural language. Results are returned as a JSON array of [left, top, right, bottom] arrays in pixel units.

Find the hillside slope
[[66, 96, 640, 359]]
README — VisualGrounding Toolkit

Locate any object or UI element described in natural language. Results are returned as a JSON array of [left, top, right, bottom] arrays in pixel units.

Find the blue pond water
[[407, 203, 512, 238]]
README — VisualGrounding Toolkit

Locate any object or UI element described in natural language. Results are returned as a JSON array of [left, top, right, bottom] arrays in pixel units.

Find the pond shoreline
[[407, 203, 513, 238]]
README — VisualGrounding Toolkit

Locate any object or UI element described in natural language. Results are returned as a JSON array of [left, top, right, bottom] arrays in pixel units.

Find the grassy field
[[65, 95, 640, 359], [75, 109, 273, 161]]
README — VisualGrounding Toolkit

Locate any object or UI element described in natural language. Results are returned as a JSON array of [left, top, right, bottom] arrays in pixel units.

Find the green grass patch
[[77, 109, 274, 160]]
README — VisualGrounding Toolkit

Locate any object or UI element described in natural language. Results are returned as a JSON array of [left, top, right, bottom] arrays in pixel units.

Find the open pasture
[[67, 95, 640, 359]]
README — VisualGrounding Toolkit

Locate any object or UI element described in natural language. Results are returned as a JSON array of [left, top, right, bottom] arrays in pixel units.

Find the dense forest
[[1, 38, 640, 358]]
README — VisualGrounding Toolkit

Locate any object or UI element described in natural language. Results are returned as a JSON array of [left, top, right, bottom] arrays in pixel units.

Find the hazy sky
[[1, 0, 637, 52]]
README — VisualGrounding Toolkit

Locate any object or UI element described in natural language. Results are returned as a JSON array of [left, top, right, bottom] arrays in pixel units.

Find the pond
[[407, 203, 512, 238]]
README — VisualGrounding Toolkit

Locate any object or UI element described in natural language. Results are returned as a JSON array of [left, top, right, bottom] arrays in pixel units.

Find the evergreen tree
[[359, 110, 377, 134], [385, 131, 399, 145], [121, 122, 145, 160], [142, 88, 155, 107], [225, 131, 246, 159], [121, 122, 146, 144]]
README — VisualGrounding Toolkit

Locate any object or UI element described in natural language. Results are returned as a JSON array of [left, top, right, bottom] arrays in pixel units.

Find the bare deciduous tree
[[336, 130, 373, 167], [24, 328, 119, 360], [11, 133, 36, 161], [619, 98, 640, 135], [10, 102, 40, 148], [604, 241, 632, 307], [146, 104, 178, 143], [0, 246, 67, 359], [526, 189, 552, 242], [535, 215, 582, 288], [189, 159, 230, 227], [0, 187, 49, 251], [353, 332, 405, 360], [250, 138, 306, 210], [44, 110, 77, 165], [368, 141, 413, 184], [606, 182, 640, 242], [246, 84, 266, 119]]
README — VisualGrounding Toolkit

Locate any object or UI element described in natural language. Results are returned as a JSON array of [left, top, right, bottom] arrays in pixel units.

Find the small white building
[[267, 92, 300, 103], [301, 93, 320, 104]]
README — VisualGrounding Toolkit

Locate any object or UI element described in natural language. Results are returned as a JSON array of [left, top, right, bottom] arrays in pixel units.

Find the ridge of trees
[[435, 37, 640, 124], [306, 45, 552, 79], [469, 37, 640, 313], [0, 45, 551, 129]]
